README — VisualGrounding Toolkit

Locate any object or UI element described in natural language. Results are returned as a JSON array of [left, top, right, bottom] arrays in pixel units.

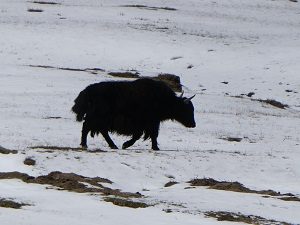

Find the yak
[[71, 78, 196, 150]]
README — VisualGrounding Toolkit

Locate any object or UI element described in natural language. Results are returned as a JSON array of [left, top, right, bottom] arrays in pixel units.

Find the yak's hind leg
[[149, 122, 160, 150], [122, 132, 142, 149], [101, 131, 118, 149]]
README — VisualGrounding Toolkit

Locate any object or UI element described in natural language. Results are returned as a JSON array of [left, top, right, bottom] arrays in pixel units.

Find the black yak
[[72, 78, 195, 150]]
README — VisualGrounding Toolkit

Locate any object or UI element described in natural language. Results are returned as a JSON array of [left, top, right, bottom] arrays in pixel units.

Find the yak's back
[[88, 78, 175, 102], [85, 78, 175, 118]]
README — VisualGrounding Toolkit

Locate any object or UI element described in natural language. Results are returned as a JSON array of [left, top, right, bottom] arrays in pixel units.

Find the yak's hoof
[[110, 145, 118, 150], [122, 142, 131, 149], [81, 144, 88, 149], [152, 146, 160, 151]]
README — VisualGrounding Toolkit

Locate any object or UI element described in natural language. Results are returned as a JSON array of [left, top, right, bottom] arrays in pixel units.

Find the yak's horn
[[184, 94, 196, 103]]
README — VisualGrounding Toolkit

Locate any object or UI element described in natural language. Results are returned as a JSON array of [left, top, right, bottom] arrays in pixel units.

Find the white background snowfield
[[0, 0, 300, 224]]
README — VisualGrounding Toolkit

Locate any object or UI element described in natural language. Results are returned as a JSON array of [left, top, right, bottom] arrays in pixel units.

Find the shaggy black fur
[[72, 78, 195, 150]]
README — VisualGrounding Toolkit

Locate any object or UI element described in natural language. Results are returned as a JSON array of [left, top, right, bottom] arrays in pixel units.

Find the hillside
[[0, 0, 300, 224]]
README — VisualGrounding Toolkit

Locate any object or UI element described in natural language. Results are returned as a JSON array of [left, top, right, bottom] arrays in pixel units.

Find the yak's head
[[175, 92, 196, 128]]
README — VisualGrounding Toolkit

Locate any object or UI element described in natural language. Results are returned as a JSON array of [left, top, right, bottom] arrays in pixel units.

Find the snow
[[0, 0, 300, 224]]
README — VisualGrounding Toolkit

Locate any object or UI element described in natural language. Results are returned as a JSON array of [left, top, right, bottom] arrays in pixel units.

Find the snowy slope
[[0, 0, 300, 224]]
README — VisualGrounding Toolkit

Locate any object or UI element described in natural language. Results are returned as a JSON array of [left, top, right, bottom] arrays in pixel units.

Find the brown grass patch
[[0, 171, 141, 198], [30, 145, 106, 153], [24, 157, 36, 166], [108, 71, 140, 78], [27, 8, 44, 12], [164, 181, 178, 187], [188, 178, 300, 202], [205, 211, 291, 225], [28, 64, 183, 92], [121, 5, 177, 11], [0, 198, 29, 209], [220, 137, 243, 142], [107, 73, 182, 92], [104, 197, 150, 208], [28, 65, 105, 74], [0, 172, 34, 182], [152, 74, 182, 92], [252, 99, 288, 109], [0, 146, 17, 154], [31, 1, 60, 5]]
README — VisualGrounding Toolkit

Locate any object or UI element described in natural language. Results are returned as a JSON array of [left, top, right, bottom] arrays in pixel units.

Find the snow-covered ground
[[0, 0, 300, 224]]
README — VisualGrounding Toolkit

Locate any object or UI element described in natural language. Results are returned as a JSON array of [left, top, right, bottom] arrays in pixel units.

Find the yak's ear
[[184, 95, 196, 103]]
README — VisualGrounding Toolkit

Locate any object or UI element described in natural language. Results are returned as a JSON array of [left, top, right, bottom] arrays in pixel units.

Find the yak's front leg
[[149, 122, 160, 150], [101, 131, 118, 149], [80, 121, 90, 148]]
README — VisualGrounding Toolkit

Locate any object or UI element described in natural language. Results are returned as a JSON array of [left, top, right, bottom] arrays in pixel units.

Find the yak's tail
[[143, 132, 150, 141], [71, 89, 89, 122]]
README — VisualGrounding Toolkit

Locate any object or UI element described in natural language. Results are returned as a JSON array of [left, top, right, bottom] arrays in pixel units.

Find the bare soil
[[0, 198, 29, 209], [31, 1, 60, 5], [28, 64, 183, 92], [108, 71, 140, 78], [27, 8, 44, 12], [0, 171, 142, 198], [24, 157, 36, 166], [205, 211, 291, 225], [0, 146, 17, 154], [152, 74, 182, 92], [104, 197, 150, 208], [220, 137, 243, 142], [30, 145, 106, 153], [164, 181, 178, 187], [121, 5, 177, 11], [28, 65, 105, 74], [253, 99, 289, 109], [188, 178, 300, 202]]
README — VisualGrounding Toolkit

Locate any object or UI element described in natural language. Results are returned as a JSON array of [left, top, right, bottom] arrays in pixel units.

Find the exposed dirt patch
[[43, 116, 62, 119], [205, 211, 291, 225], [189, 178, 219, 187], [279, 196, 300, 202], [230, 95, 289, 109], [108, 71, 140, 78], [246, 92, 255, 97], [28, 64, 183, 92], [30, 145, 106, 153], [27, 8, 43, 12], [28, 65, 105, 74], [0, 198, 29, 209], [104, 197, 150, 208], [0, 146, 17, 154], [152, 74, 182, 92], [188, 178, 300, 202], [128, 23, 170, 33], [164, 181, 178, 187], [220, 137, 243, 142], [107, 72, 182, 92], [252, 99, 288, 109], [121, 5, 177, 11], [170, 56, 183, 60], [31, 1, 60, 5], [0, 172, 33, 182], [0, 171, 141, 198], [24, 157, 36, 166], [34, 172, 111, 193], [163, 208, 173, 213]]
